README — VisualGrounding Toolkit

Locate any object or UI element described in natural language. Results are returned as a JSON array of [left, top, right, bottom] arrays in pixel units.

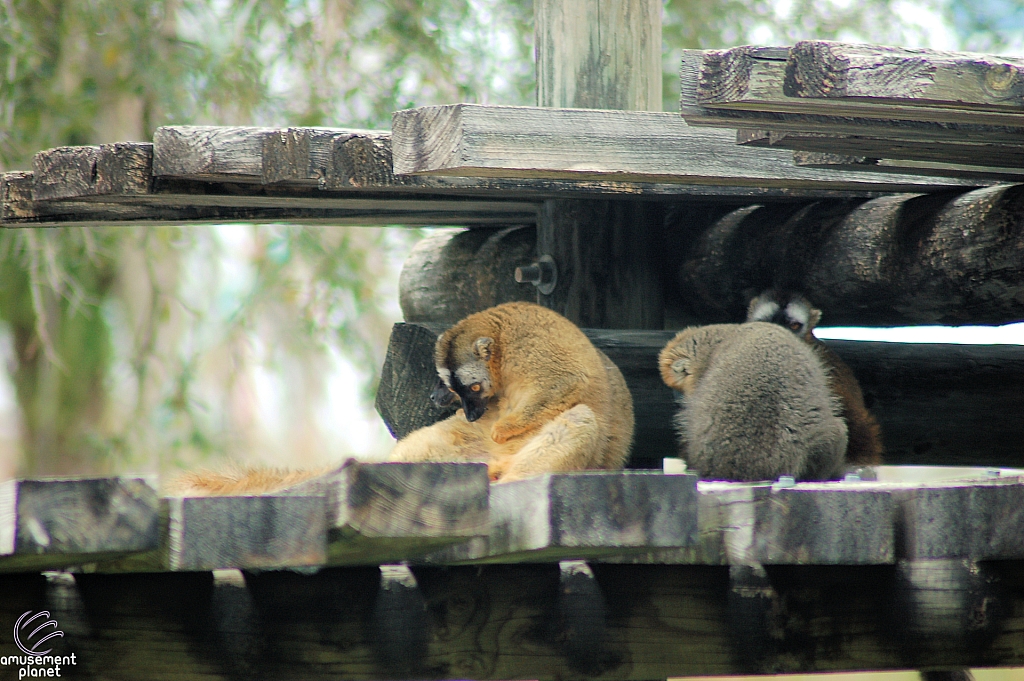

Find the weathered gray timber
[[8, 560, 1024, 678], [377, 322, 1024, 469], [290, 461, 490, 565], [538, 199, 666, 328], [739, 129, 1024, 176], [0, 477, 160, 572], [681, 50, 1024, 147], [535, 0, 662, 111], [3, 171, 539, 227], [786, 41, 1024, 117], [422, 471, 699, 563], [676, 185, 1024, 326], [100, 462, 490, 572], [391, 104, 980, 192], [698, 44, 1024, 127], [399, 227, 538, 325], [33, 143, 153, 200], [792, 152, 1024, 182]]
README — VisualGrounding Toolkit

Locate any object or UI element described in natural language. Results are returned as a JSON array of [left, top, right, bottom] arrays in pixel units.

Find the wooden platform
[[3, 465, 1024, 679]]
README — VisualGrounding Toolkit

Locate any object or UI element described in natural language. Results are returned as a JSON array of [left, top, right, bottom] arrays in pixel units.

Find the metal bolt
[[514, 254, 558, 295]]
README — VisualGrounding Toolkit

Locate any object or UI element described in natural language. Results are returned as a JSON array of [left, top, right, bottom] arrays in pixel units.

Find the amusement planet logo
[[2, 611, 77, 678]]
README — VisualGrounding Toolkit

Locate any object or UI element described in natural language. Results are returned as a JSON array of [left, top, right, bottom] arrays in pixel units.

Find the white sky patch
[[318, 346, 394, 460], [892, 0, 960, 49], [816, 322, 1024, 345], [750, 24, 777, 46]]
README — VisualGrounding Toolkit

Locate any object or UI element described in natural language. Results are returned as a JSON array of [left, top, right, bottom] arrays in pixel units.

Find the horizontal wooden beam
[[390, 104, 981, 192], [5, 559, 1024, 678], [377, 323, 1024, 470], [422, 471, 699, 564], [681, 50, 1024, 146], [698, 44, 1024, 127], [2, 171, 539, 227], [785, 41, 1024, 117], [0, 477, 160, 572], [790, 152, 1024, 182], [738, 129, 1024, 176], [98, 462, 490, 572]]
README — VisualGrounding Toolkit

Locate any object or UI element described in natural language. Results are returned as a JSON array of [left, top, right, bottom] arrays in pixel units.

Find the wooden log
[[399, 227, 538, 325], [676, 184, 1024, 326], [681, 50, 1024, 147], [785, 41, 1024, 119], [391, 104, 981, 192], [376, 322, 1024, 470], [8, 561, 1024, 677], [697, 44, 1024, 127], [739, 129, 1024, 174], [421, 471, 699, 564], [534, 0, 662, 111], [0, 477, 160, 573]]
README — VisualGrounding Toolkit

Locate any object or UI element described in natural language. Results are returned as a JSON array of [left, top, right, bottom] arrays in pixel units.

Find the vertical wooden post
[[534, 0, 666, 329]]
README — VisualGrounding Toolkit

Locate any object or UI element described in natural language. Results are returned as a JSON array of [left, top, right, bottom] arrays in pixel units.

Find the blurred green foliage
[[0, 0, 977, 476]]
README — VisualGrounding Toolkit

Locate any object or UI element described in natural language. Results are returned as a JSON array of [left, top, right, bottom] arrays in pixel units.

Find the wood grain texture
[[786, 41, 1024, 117], [33, 143, 153, 200], [538, 199, 666, 328], [153, 125, 276, 180], [534, 0, 662, 111], [698, 44, 1024, 127], [391, 104, 979, 191], [297, 461, 491, 565], [676, 185, 1024, 326], [0, 477, 160, 573], [7, 561, 1024, 677], [740, 129, 1024, 174], [681, 50, 1024, 147], [376, 322, 1024, 470], [422, 472, 699, 563], [792, 153, 1024, 182]]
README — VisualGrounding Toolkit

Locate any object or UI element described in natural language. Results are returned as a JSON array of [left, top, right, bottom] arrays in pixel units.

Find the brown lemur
[[746, 289, 883, 466], [659, 322, 848, 482], [390, 301, 635, 483]]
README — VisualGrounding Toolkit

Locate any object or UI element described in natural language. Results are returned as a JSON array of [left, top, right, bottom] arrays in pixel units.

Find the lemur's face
[[435, 336, 495, 422], [747, 290, 820, 340]]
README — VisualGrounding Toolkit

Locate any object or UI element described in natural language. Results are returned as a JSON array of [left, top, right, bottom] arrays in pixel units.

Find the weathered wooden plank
[[792, 152, 1024, 182], [159, 125, 900, 200], [786, 41, 1024, 116], [391, 104, 981, 191], [9, 561, 1024, 677], [739, 129, 1024, 172], [677, 184, 1024, 326], [377, 322, 1024, 470], [152, 125, 277, 180], [285, 461, 490, 566], [681, 50, 1024, 146], [100, 462, 490, 571], [3, 171, 540, 227], [33, 143, 153, 201], [421, 471, 699, 564], [0, 477, 160, 573], [697, 44, 1024, 127]]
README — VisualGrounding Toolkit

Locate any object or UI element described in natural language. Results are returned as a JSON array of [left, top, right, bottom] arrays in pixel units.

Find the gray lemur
[[746, 289, 883, 466], [658, 322, 848, 482]]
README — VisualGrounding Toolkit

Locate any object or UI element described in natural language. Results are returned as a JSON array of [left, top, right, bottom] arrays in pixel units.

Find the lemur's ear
[[473, 337, 494, 360], [808, 307, 823, 331]]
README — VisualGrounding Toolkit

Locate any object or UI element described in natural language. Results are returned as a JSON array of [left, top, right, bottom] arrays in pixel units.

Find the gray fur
[[665, 322, 848, 482]]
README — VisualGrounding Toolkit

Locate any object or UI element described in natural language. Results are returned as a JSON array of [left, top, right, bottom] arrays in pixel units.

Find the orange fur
[[166, 464, 336, 496]]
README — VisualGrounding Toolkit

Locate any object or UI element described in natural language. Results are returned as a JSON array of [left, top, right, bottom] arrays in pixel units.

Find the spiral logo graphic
[[14, 611, 64, 656]]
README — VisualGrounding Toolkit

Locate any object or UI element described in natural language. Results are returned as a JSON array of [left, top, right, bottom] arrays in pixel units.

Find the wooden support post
[[534, 0, 666, 328]]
